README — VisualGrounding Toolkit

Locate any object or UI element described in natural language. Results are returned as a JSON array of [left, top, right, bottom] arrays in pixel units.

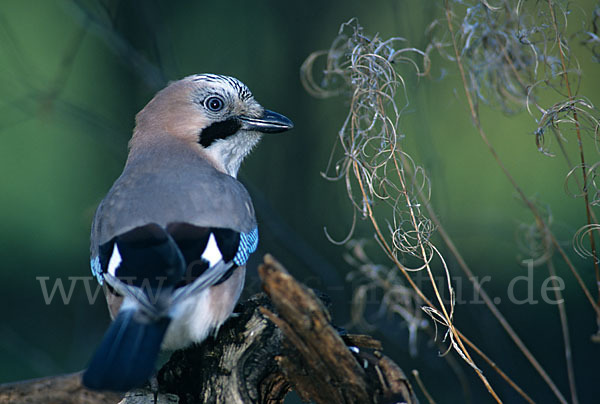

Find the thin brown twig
[[498, 31, 598, 227], [547, 0, 600, 307], [547, 259, 579, 404], [412, 370, 437, 404], [349, 95, 502, 399], [393, 153, 498, 398], [443, 1, 571, 402], [397, 145, 542, 403], [350, 155, 502, 403], [410, 172, 549, 404], [400, 56, 571, 400], [369, 78, 500, 401], [443, 0, 600, 320], [485, 23, 585, 401], [392, 153, 541, 403], [456, 331, 536, 404]]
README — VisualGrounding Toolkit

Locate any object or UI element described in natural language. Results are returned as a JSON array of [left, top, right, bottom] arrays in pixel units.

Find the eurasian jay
[[82, 74, 293, 391]]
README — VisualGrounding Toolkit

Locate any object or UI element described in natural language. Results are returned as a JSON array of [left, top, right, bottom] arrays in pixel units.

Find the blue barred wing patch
[[233, 227, 259, 266], [90, 256, 104, 285]]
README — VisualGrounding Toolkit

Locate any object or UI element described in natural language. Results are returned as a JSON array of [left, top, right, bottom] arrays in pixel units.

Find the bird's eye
[[205, 96, 225, 112]]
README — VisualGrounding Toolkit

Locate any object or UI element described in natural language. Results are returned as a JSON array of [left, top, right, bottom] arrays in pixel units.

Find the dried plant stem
[[414, 183, 550, 404], [394, 151, 536, 403], [345, 86, 499, 399], [402, 131, 572, 402], [397, 150, 539, 404], [444, 1, 575, 402], [369, 98, 465, 386], [548, 0, 600, 305], [553, 238, 600, 315], [480, 31, 584, 403], [443, 0, 600, 319], [412, 370, 437, 404], [359, 178, 502, 403], [425, 326, 473, 403], [455, 331, 536, 404], [547, 259, 579, 404], [500, 38, 598, 226], [554, 132, 599, 225], [349, 141, 502, 401], [391, 152, 499, 400]]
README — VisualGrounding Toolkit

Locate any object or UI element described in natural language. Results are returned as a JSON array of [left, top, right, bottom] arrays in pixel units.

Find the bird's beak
[[239, 110, 293, 134]]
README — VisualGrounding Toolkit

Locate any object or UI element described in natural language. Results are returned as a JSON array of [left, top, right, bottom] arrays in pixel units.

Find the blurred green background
[[1, 0, 599, 402]]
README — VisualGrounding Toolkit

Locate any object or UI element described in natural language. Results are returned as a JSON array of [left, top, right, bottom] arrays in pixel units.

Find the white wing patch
[[202, 233, 223, 267], [107, 243, 122, 277]]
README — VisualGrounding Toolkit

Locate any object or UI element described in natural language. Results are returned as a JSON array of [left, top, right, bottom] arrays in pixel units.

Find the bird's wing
[[94, 223, 186, 316], [92, 221, 258, 315], [89, 140, 258, 312], [167, 223, 259, 304]]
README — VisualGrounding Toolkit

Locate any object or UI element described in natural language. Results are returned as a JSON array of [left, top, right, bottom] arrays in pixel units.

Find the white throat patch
[[204, 131, 262, 177]]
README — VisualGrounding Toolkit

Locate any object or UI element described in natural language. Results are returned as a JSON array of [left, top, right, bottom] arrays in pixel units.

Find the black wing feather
[[107, 223, 184, 288], [98, 223, 242, 290]]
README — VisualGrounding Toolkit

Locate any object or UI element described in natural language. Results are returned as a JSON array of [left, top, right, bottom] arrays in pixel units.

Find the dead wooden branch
[[0, 371, 122, 404], [258, 254, 417, 404]]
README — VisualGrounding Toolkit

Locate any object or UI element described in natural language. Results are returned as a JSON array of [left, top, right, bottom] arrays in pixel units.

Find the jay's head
[[132, 74, 293, 176]]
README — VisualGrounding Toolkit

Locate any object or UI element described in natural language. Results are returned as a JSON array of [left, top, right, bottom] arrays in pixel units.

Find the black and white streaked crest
[[191, 74, 253, 101]]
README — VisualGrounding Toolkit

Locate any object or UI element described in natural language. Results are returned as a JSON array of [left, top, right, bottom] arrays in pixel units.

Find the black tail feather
[[82, 310, 170, 392]]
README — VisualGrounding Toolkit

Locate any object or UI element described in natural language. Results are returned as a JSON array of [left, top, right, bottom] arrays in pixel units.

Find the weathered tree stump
[[0, 255, 418, 404]]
